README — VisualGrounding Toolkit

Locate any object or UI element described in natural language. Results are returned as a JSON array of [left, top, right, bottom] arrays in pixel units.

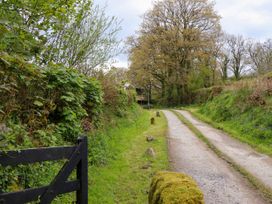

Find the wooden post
[[151, 118, 155, 125], [77, 137, 88, 204]]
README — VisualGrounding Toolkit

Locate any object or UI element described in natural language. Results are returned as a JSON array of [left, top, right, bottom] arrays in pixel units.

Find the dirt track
[[163, 110, 267, 204], [177, 110, 272, 190]]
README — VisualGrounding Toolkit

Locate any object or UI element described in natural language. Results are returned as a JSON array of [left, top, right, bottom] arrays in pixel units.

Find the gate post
[[76, 137, 88, 204]]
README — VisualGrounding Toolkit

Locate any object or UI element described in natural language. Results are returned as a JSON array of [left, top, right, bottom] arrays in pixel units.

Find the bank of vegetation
[[188, 74, 272, 156], [0, 0, 138, 200]]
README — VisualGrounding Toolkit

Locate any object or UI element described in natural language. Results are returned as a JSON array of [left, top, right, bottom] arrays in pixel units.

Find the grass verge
[[88, 109, 169, 204], [185, 87, 272, 156], [185, 106, 272, 156], [172, 110, 272, 203]]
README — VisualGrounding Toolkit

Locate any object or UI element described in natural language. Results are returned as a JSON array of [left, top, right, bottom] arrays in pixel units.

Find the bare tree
[[226, 34, 247, 80], [215, 33, 230, 81], [217, 51, 230, 81], [247, 39, 272, 75], [263, 39, 272, 73]]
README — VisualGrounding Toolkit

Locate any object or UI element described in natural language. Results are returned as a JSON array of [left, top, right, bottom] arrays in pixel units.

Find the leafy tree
[[0, 0, 90, 57], [1, 1, 122, 74], [44, 4, 122, 74], [128, 0, 221, 105]]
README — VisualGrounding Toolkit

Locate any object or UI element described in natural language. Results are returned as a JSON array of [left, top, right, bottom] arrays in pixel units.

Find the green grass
[[186, 106, 272, 156], [172, 110, 272, 203], [184, 88, 272, 156], [88, 109, 169, 204]]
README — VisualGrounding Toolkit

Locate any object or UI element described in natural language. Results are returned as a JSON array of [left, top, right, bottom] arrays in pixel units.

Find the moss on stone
[[149, 171, 204, 204]]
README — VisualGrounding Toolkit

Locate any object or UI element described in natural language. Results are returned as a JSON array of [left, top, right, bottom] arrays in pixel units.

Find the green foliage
[[0, 53, 103, 144], [44, 65, 102, 141], [0, 161, 65, 193], [0, 52, 137, 196], [0, 52, 45, 126], [114, 88, 133, 117], [0, 123, 32, 150], [0, 0, 91, 58], [198, 89, 272, 155], [0, 53, 104, 193], [188, 66, 214, 91], [199, 89, 250, 122], [0, 19, 39, 57], [191, 86, 223, 104], [98, 67, 136, 117], [88, 105, 140, 166], [45, 3, 121, 72], [89, 109, 169, 203]]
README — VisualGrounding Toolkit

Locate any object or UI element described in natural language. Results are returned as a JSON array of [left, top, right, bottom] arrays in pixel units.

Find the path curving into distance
[[176, 110, 272, 191], [163, 110, 267, 204]]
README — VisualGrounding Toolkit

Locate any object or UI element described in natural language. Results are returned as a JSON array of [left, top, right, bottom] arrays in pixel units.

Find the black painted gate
[[0, 137, 88, 204]]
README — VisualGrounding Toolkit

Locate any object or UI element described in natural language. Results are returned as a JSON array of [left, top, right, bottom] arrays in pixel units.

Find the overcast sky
[[96, 0, 272, 68]]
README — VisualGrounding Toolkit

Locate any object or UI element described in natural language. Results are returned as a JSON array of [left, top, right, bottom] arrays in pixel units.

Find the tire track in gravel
[[163, 110, 267, 204], [176, 110, 272, 191]]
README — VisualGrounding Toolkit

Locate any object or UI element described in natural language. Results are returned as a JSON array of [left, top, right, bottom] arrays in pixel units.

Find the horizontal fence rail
[[0, 146, 77, 166], [0, 137, 88, 204]]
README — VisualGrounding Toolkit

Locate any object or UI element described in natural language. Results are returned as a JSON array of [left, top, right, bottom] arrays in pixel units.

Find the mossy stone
[[149, 171, 204, 204]]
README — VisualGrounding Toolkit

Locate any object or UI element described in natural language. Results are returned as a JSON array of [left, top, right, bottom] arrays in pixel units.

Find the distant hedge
[[149, 171, 204, 204], [192, 86, 223, 104]]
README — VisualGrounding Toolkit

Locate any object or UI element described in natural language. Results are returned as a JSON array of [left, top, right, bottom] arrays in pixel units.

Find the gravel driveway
[[163, 110, 267, 204], [176, 110, 272, 191]]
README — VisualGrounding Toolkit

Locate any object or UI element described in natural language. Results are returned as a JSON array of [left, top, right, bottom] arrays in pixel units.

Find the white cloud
[[106, 0, 153, 14], [95, 0, 272, 65], [215, 0, 272, 39], [96, 0, 154, 67], [97, 0, 153, 36], [111, 58, 129, 68]]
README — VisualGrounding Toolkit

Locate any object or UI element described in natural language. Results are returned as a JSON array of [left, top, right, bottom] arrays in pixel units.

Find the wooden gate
[[0, 137, 88, 204]]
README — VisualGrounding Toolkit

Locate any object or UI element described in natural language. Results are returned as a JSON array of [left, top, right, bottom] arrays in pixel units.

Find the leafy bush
[[44, 65, 103, 142], [0, 53, 103, 193], [0, 52, 103, 146], [0, 52, 137, 193], [97, 67, 136, 117]]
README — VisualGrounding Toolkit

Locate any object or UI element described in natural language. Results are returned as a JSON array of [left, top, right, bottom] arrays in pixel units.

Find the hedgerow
[[0, 52, 136, 193]]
